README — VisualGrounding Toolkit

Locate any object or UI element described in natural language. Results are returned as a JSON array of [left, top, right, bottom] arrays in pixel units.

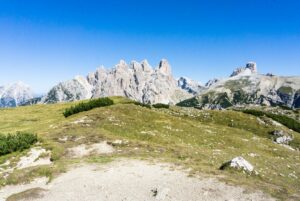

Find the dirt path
[[0, 160, 274, 201]]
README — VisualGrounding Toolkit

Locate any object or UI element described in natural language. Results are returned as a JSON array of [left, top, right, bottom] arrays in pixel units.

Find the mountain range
[[1, 59, 299, 109], [178, 62, 300, 109], [0, 81, 34, 107]]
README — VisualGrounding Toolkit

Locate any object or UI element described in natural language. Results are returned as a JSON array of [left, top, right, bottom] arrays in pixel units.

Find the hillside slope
[[0, 97, 299, 200]]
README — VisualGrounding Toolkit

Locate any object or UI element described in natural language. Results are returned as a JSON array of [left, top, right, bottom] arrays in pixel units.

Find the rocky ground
[[0, 159, 274, 201]]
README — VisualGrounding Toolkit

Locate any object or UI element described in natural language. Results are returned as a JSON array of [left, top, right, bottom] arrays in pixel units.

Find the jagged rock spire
[[158, 59, 172, 75]]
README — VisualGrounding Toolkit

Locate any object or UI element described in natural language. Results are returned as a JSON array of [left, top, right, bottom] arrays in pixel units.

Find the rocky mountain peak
[[141, 60, 152, 72], [116, 60, 128, 70], [231, 62, 258, 77], [205, 78, 219, 87], [246, 62, 257, 73], [177, 77, 204, 95], [158, 59, 172, 75]]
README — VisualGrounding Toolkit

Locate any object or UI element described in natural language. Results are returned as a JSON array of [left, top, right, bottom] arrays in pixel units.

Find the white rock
[[227, 157, 254, 172], [16, 147, 52, 169], [275, 136, 293, 144]]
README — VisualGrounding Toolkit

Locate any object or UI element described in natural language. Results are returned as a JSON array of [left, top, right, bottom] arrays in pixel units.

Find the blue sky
[[0, 0, 300, 93]]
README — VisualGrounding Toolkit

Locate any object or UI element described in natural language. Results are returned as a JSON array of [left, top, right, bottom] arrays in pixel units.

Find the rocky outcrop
[[0, 82, 34, 107], [230, 62, 257, 77], [205, 78, 219, 87], [271, 130, 293, 145], [42, 59, 193, 104]]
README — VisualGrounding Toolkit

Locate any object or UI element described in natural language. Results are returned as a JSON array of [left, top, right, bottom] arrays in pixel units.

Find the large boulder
[[220, 157, 254, 172]]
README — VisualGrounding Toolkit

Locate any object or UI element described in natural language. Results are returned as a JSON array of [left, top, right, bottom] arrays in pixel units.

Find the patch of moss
[[224, 79, 252, 92], [176, 97, 199, 107], [278, 86, 293, 95]]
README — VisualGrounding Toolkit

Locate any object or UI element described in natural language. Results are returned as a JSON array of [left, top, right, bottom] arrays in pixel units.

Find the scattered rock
[[71, 116, 93, 125], [151, 188, 158, 197], [275, 136, 293, 145], [269, 119, 282, 127], [67, 142, 114, 158], [58, 136, 68, 142], [256, 117, 265, 125], [16, 148, 52, 169], [108, 140, 128, 146], [272, 130, 284, 137], [271, 130, 293, 145], [248, 153, 257, 157], [220, 157, 254, 172]]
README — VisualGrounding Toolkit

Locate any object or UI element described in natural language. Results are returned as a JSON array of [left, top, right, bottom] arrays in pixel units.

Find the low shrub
[[242, 109, 300, 133], [133, 102, 151, 109], [0, 132, 38, 156], [63, 97, 114, 117], [152, 103, 170, 109]]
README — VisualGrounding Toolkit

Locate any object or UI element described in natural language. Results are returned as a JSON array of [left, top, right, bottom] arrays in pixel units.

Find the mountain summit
[[230, 62, 258, 77]]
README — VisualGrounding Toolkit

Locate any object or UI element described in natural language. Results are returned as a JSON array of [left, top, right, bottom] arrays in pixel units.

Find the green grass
[[0, 97, 299, 200], [278, 86, 293, 95], [133, 101, 151, 109]]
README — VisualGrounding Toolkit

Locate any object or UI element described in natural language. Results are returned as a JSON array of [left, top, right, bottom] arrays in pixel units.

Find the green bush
[[176, 97, 199, 107], [0, 132, 38, 156], [152, 103, 170, 109], [133, 101, 151, 109], [242, 109, 300, 133], [63, 97, 114, 117], [242, 109, 265, 117]]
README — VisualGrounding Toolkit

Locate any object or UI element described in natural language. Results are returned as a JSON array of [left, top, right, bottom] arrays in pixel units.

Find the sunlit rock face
[[42, 59, 194, 104], [230, 62, 258, 77], [0, 81, 34, 107]]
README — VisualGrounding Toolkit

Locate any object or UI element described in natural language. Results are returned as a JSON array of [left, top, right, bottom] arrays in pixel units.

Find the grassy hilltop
[[0, 97, 299, 200]]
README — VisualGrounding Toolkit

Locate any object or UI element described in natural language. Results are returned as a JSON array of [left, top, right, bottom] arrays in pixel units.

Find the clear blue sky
[[0, 0, 300, 93]]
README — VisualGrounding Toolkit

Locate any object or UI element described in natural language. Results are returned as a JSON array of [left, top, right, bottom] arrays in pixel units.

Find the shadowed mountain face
[[0, 82, 34, 107], [41, 59, 203, 105], [178, 62, 300, 109]]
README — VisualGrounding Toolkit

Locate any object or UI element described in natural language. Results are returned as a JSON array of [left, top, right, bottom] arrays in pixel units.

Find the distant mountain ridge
[[178, 62, 300, 109], [0, 82, 34, 107], [2, 60, 300, 109]]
